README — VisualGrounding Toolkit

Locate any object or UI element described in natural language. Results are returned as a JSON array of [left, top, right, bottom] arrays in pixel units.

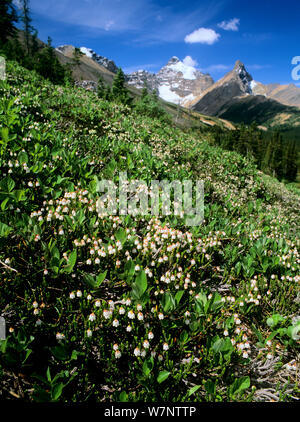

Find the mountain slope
[[189, 60, 253, 115], [252, 81, 300, 107], [0, 60, 299, 403]]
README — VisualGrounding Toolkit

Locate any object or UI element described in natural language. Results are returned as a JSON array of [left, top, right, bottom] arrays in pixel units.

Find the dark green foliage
[[135, 88, 170, 123], [72, 47, 83, 66], [34, 37, 68, 85], [211, 125, 299, 182], [0, 0, 18, 45], [111, 67, 132, 105], [20, 0, 35, 54]]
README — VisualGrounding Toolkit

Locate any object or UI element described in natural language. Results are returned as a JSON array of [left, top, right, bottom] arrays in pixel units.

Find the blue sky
[[17, 0, 300, 85]]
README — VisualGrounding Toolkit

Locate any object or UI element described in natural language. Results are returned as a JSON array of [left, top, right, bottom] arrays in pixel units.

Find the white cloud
[[183, 56, 198, 67], [218, 18, 240, 31], [184, 28, 220, 45], [203, 64, 231, 72]]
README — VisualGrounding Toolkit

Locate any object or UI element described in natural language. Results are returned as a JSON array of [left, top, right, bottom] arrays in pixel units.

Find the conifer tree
[[20, 0, 34, 54], [97, 75, 106, 99], [0, 0, 18, 46], [112, 68, 131, 105]]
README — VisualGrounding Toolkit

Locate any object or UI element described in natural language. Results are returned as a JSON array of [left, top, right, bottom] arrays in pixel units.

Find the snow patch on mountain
[[126, 56, 214, 106], [79, 47, 93, 58], [167, 60, 197, 80], [159, 85, 182, 104]]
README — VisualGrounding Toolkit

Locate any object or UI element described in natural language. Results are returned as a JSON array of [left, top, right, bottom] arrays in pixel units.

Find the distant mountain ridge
[[55, 44, 300, 130]]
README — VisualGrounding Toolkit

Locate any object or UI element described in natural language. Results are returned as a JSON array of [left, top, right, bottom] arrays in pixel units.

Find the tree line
[[210, 123, 298, 182]]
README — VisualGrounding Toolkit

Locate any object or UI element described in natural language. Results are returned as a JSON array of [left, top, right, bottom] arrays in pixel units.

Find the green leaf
[[51, 383, 64, 401], [142, 357, 154, 377], [51, 344, 70, 361], [287, 322, 300, 341], [0, 176, 15, 193], [161, 292, 176, 313], [96, 270, 107, 287], [131, 270, 147, 300], [157, 370, 170, 384], [188, 385, 201, 397], [0, 221, 12, 237], [267, 314, 285, 328], [46, 367, 51, 382], [175, 290, 184, 306], [64, 249, 77, 274], [115, 228, 127, 244], [119, 391, 128, 402], [229, 376, 250, 398], [1, 197, 10, 211], [205, 379, 216, 395]]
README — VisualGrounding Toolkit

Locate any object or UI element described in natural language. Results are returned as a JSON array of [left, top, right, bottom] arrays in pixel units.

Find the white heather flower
[[128, 310, 135, 319], [113, 344, 119, 351], [137, 304, 142, 311], [143, 340, 150, 349], [242, 351, 249, 359], [87, 294, 92, 301], [224, 330, 229, 336], [158, 313, 164, 320], [32, 301, 39, 309], [266, 340, 272, 347], [95, 300, 101, 307], [76, 290, 82, 298], [119, 307, 125, 315], [69, 292, 75, 299], [86, 259, 92, 265], [267, 353, 273, 359], [125, 298, 131, 306], [137, 312, 144, 321], [163, 342, 169, 351], [115, 350, 122, 359], [126, 325, 132, 332], [33, 308, 39, 315], [148, 331, 154, 340], [86, 329, 92, 337], [88, 313, 96, 322], [158, 354, 163, 361], [56, 333, 65, 340], [112, 319, 119, 327], [134, 347, 141, 357], [103, 309, 112, 319], [141, 349, 146, 357]]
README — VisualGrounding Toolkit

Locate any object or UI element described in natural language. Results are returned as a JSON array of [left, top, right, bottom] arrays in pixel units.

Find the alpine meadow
[[0, 0, 299, 404]]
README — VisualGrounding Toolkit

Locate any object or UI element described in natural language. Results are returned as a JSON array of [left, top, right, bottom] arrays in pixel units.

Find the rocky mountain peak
[[167, 56, 181, 65], [126, 56, 214, 105]]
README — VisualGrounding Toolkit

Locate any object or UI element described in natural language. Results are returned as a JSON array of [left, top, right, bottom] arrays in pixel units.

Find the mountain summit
[[188, 60, 255, 115], [126, 57, 214, 105]]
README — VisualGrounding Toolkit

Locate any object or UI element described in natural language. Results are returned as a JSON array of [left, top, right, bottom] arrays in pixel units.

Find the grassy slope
[[0, 62, 299, 402]]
